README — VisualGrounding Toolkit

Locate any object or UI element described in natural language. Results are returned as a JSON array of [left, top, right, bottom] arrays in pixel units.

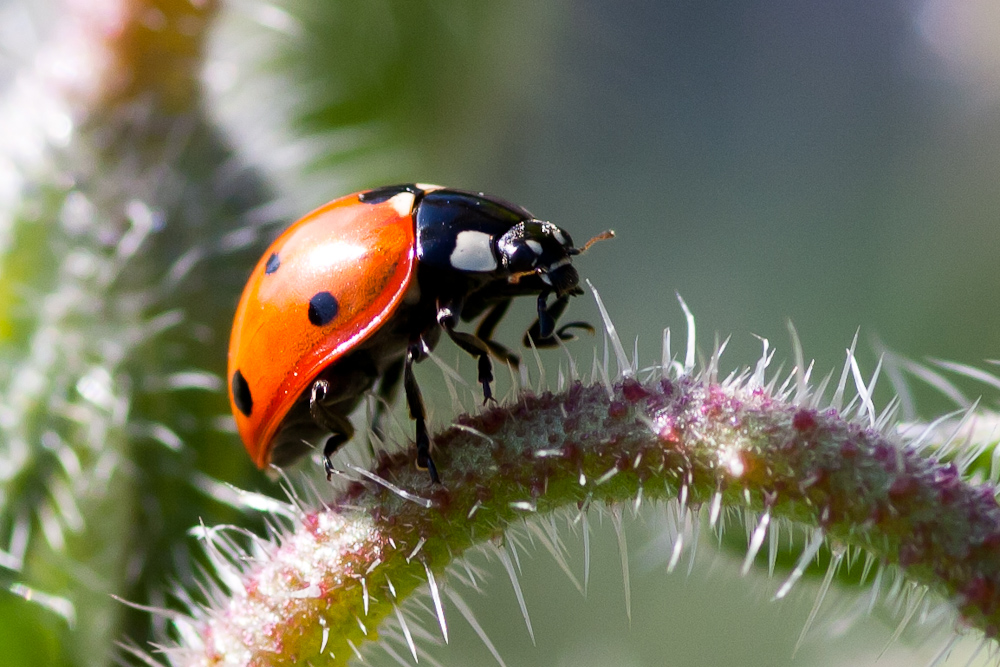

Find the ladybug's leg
[[523, 293, 595, 349], [474, 299, 520, 369], [370, 357, 403, 444], [404, 343, 439, 483], [310, 379, 356, 481], [438, 302, 496, 404]]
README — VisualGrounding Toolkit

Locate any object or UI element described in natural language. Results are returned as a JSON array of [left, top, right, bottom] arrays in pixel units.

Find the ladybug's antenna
[[569, 229, 615, 255]]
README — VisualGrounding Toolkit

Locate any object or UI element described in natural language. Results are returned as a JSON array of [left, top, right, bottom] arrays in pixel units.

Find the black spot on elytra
[[265, 252, 280, 274], [358, 184, 420, 204], [231, 370, 253, 417], [308, 292, 340, 326]]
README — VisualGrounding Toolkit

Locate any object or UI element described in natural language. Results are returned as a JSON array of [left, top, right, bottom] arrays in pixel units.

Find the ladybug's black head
[[497, 220, 580, 296]]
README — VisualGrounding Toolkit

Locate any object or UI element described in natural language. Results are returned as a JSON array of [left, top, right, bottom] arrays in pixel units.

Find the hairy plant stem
[[0, 1, 273, 664], [177, 374, 1000, 666]]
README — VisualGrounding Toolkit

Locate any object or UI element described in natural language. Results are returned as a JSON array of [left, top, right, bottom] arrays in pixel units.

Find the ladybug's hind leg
[[523, 293, 594, 349], [404, 343, 440, 484], [310, 379, 356, 481]]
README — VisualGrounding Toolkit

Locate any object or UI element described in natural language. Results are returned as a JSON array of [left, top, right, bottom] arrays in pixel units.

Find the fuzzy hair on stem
[[153, 293, 1000, 667]]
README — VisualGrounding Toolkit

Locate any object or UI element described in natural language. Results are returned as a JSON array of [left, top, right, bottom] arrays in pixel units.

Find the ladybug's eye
[[498, 220, 571, 272]]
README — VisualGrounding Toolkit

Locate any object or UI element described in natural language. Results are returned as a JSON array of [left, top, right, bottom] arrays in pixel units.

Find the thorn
[[424, 562, 449, 644], [524, 333, 546, 393], [767, 519, 780, 578], [749, 336, 772, 390], [445, 589, 507, 667], [774, 527, 825, 600], [393, 603, 418, 663], [925, 633, 960, 667], [525, 522, 583, 594], [666, 529, 685, 574], [346, 638, 364, 662], [866, 566, 884, 615], [742, 511, 770, 576], [345, 464, 434, 509], [632, 335, 640, 377], [611, 507, 632, 624], [849, 353, 882, 428], [495, 545, 534, 644], [708, 488, 723, 529], [407, 538, 427, 562], [685, 508, 700, 576], [587, 280, 631, 379], [932, 358, 1000, 392], [319, 620, 330, 653], [793, 546, 844, 656], [878, 584, 926, 659], [832, 329, 859, 411], [676, 293, 696, 374], [661, 327, 672, 379], [786, 321, 807, 405], [593, 348, 613, 399]]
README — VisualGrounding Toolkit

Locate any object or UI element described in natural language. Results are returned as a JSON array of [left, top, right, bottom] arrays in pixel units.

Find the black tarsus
[[523, 293, 595, 349]]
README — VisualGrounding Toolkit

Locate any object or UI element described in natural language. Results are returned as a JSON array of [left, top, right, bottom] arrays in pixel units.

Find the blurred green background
[[2, 0, 999, 664]]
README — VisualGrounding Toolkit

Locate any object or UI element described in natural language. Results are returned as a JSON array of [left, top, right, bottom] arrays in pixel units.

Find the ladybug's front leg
[[310, 379, 356, 481], [523, 292, 594, 349], [437, 301, 496, 404], [404, 343, 440, 484]]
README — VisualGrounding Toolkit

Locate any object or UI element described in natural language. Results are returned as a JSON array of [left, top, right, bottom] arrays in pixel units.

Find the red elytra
[[228, 191, 415, 468]]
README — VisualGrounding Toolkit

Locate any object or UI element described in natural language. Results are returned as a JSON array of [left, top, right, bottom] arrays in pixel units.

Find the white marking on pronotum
[[414, 183, 443, 192], [389, 191, 416, 217], [526, 239, 543, 254], [552, 227, 567, 245], [450, 230, 497, 271]]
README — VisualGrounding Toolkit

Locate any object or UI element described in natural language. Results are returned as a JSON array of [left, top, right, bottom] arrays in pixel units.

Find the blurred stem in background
[[0, 1, 270, 664], [0, 0, 550, 664]]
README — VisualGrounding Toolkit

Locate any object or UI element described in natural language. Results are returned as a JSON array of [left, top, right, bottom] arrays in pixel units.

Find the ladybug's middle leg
[[310, 379, 356, 481], [474, 299, 520, 370], [438, 301, 496, 403], [404, 343, 440, 484]]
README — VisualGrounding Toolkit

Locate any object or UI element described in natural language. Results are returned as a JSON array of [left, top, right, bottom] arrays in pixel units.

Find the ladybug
[[227, 184, 611, 483]]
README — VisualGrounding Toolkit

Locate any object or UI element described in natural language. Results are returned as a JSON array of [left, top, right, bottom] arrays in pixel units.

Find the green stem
[[173, 373, 1000, 665]]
